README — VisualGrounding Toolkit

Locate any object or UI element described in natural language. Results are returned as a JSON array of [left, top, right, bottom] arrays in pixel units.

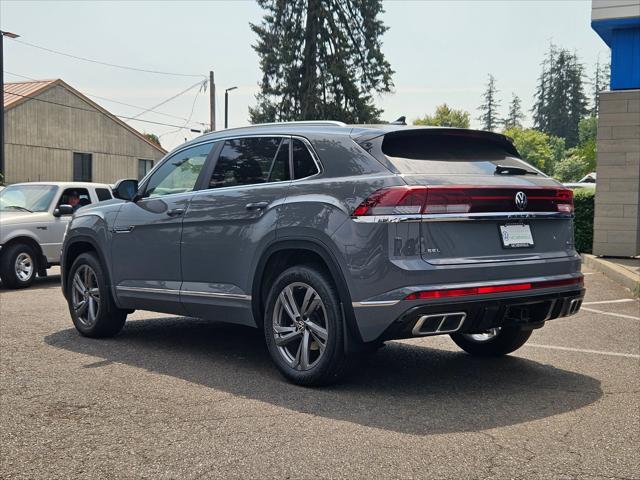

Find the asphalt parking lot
[[1, 266, 638, 480]]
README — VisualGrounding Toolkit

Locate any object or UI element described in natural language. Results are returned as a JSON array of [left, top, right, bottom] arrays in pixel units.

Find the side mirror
[[53, 204, 74, 217], [113, 179, 140, 201]]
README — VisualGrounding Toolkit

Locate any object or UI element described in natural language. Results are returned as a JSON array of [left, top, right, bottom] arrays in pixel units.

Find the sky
[[1, 0, 608, 151]]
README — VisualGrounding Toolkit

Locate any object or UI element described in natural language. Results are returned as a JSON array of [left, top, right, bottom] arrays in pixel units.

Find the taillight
[[403, 276, 583, 300], [352, 186, 574, 216]]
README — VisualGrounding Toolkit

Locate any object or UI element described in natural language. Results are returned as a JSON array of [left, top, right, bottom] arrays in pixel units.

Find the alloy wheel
[[272, 282, 328, 371], [14, 252, 34, 282], [71, 264, 101, 328]]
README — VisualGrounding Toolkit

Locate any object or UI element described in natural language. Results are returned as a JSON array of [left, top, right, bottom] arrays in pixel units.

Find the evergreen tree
[[590, 57, 610, 116], [502, 93, 525, 129], [532, 44, 588, 148], [249, 0, 394, 124], [477, 74, 500, 131]]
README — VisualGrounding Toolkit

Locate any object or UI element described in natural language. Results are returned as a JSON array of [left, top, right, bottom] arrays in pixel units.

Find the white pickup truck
[[0, 182, 114, 288]]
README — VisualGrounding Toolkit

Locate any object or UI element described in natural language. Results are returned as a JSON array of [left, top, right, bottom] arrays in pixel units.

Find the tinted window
[[144, 143, 213, 198], [292, 139, 318, 179], [73, 153, 92, 182], [268, 139, 290, 182], [208, 137, 287, 189], [95, 188, 112, 201]]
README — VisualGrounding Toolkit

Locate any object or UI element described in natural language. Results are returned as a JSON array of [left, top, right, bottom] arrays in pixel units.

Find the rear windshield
[[381, 132, 536, 175]]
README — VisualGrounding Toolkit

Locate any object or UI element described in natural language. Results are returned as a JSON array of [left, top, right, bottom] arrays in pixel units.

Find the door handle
[[245, 202, 269, 211], [166, 208, 185, 217]]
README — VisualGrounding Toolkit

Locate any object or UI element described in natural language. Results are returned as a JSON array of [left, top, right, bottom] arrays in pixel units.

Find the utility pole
[[0, 30, 20, 183], [209, 71, 216, 132]]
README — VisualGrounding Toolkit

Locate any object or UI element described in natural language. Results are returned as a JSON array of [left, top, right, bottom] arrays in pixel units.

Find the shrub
[[554, 154, 589, 182], [573, 188, 595, 253]]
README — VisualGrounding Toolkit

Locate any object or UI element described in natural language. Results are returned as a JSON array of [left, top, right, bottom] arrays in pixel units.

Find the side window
[[144, 143, 213, 198], [208, 137, 287, 189], [95, 188, 112, 202], [268, 139, 290, 182], [292, 139, 319, 179], [58, 188, 91, 212]]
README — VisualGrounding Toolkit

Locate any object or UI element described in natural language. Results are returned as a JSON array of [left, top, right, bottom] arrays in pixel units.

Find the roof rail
[[250, 120, 347, 128]]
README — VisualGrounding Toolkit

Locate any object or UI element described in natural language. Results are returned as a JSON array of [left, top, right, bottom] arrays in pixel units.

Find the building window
[[138, 159, 154, 180], [73, 153, 92, 182]]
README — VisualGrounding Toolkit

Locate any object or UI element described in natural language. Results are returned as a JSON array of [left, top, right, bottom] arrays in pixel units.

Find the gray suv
[[61, 122, 585, 385]]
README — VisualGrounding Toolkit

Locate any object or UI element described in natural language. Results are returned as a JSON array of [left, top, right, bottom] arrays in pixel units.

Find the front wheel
[[264, 266, 349, 386], [67, 252, 127, 338], [0, 243, 38, 289], [450, 326, 532, 357]]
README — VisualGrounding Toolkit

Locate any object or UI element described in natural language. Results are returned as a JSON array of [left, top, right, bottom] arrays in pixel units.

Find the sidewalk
[[582, 254, 640, 296]]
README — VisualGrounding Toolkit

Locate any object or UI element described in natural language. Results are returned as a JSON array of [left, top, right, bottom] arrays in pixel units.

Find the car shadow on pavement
[[0, 274, 61, 291], [45, 316, 603, 436]]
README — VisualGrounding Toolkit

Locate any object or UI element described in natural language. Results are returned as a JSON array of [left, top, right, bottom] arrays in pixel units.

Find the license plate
[[500, 224, 534, 248]]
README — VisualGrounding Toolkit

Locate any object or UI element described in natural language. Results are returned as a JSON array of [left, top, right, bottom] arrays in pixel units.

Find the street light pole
[[224, 86, 237, 129], [0, 30, 20, 183]]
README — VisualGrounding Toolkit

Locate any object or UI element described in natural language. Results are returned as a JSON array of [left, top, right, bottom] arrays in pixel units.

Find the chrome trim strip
[[352, 300, 401, 308], [116, 286, 180, 295], [352, 212, 572, 223], [180, 290, 251, 301]]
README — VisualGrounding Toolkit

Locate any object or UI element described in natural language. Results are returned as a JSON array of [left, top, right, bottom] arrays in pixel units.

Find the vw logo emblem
[[515, 191, 528, 211]]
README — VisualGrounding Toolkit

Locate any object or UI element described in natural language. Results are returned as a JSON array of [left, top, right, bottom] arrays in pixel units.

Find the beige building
[[3, 79, 166, 185]]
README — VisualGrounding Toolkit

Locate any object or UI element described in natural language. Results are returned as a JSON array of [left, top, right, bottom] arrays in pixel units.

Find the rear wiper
[[3, 205, 33, 212], [495, 165, 538, 175]]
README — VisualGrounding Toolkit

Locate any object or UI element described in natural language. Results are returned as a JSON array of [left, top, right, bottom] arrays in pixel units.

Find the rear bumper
[[380, 287, 585, 341]]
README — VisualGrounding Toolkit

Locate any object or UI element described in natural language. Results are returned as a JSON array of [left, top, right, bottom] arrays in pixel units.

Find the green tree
[[414, 104, 470, 128], [590, 57, 610, 116], [477, 74, 500, 131], [143, 133, 162, 148], [532, 44, 588, 148], [553, 154, 589, 182], [249, 0, 394, 124], [504, 127, 565, 174], [502, 93, 525, 129]]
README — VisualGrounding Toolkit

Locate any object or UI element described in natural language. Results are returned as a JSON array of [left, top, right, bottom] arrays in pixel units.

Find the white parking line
[[583, 299, 637, 305], [581, 307, 639, 321], [526, 343, 639, 359]]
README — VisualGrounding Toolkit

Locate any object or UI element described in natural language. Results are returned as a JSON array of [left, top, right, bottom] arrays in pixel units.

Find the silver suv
[[0, 182, 112, 288], [61, 122, 584, 385]]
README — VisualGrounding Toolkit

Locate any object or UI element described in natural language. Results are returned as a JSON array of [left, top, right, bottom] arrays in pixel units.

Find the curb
[[582, 254, 640, 297]]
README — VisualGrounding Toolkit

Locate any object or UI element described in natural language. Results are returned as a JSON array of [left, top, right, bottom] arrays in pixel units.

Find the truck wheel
[[0, 243, 38, 289], [450, 326, 532, 357], [66, 252, 127, 338], [264, 265, 349, 386]]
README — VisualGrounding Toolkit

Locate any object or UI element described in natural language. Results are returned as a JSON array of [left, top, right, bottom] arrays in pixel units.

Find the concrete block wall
[[593, 89, 640, 256]]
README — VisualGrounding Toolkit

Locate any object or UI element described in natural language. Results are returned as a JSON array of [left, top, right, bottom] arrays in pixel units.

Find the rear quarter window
[[95, 188, 112, 201]]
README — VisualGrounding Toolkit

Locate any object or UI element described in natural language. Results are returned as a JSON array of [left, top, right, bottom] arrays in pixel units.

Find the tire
[[66, 252, 127, 338], [450, 326, 532, 357], [263, 265, 349, 386], [0, 243, 38, 289]]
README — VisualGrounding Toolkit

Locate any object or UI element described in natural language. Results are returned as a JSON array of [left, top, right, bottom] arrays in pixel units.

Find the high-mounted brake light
[[351, 186, 574, 216], [403, 276, 583, 300]]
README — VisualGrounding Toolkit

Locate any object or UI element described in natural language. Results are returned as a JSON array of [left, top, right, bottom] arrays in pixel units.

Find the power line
[[4, 71, 207, 125], [4, 90, 202, 131], [129, 79, 206, 120], [8, 37, 206, 79]]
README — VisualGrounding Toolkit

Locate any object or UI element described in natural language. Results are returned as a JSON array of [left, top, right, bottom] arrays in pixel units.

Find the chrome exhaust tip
[[412, 312, 467, 336], [568, 298, 582, 315]]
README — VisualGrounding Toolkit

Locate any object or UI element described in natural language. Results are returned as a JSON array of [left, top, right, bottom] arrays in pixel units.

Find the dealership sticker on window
[[499, 224, 534, 248]]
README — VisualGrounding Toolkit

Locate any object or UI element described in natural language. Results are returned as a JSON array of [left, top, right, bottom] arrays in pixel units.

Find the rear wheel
[[264, 265, 348, 386], [450, 326, 532, 357], [0, 243, 38, 289], [67, 252, 127, 338]]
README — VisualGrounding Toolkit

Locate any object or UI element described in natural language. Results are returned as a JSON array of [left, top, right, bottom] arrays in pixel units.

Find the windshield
[[0, 185, 58, 212]]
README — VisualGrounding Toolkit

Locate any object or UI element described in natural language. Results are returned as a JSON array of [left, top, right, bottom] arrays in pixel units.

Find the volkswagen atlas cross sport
[[61, 121, 584, 386]]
